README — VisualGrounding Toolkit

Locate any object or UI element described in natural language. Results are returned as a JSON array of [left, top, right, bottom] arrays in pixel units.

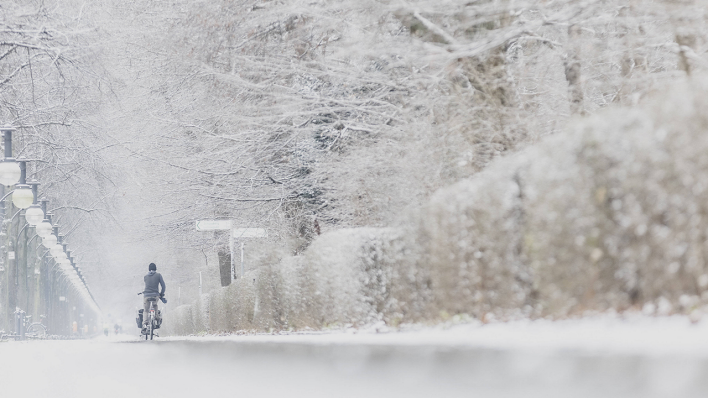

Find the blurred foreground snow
[[2, 315, 708, 398]]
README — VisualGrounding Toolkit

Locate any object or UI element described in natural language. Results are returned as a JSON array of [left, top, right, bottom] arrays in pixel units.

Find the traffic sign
[[195, 220, 232, 231], [232, 228, 267, 238], [193, 221, 266, 281]]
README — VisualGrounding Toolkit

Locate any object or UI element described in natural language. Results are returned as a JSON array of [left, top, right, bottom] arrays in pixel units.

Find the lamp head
[[12, 184, 33, 209], [0, 159, 21, 187]]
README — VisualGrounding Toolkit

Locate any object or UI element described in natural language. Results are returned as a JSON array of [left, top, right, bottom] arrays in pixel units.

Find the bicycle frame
[[145, 298, 158, 340]]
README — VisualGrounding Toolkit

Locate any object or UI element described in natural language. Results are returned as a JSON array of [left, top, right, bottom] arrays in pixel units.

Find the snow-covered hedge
[[424, 76, 708, 318], [164, 76, 708, 334], [163, 228, 420, 334]]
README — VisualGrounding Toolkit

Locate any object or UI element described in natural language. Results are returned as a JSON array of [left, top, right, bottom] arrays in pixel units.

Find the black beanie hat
[[149, 263, 157, 271]]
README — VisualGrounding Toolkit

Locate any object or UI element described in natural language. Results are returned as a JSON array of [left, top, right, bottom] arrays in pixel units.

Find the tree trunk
[[565, 24, 585, 115]]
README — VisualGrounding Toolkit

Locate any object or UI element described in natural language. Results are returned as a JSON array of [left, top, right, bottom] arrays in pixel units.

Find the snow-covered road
[[2, 315, 708, 398]]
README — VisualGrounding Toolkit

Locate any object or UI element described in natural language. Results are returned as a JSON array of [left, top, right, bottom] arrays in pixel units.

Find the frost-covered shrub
[[167, 77, 708, 334], [297, 228, 415, 327], [253, 256, 310, 330], [422, 161, 535, 318], [423, 76, 708, 317], [207, 276, 255, 332], [165, 227, 419, 333], [164, 304, 198, 336]]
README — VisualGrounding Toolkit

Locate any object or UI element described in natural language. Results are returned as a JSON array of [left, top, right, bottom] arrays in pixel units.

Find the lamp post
[[0, 125, 19, 329], [24, 181, 43, 226], [12, 159, 33, 210], [0, 125, 21, 187], [0, 127, 101, 331], [42, 230, 57, 249], [50, 233, 65, 260], [10, 162, 36, 315], [55, 232, 84, 308], [23, 180, 44, 319]]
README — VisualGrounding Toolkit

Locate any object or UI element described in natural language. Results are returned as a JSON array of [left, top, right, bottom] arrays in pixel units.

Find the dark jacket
[[143, 271, 166, 298]]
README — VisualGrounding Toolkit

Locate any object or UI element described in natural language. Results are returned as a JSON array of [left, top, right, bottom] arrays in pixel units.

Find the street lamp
[[60, 257, 71, 269], [12, 159, 33, 209], [35, 204, 52, 237], [51, 246, 65, 259], [25, 206, 43, 225], [43, 224, 60, 249], [0, 125, 21, 187], [51, 234, 65, 258], [42, 233, 57, 248], [25, 181, 43, 226]]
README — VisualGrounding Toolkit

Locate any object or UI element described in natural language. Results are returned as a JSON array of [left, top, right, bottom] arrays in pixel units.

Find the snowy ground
[[2, 314, 708, 398]]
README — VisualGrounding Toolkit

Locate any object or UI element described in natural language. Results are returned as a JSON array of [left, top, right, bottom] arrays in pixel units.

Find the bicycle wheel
[[26, 323, 47, 339], [146, 310, 153, 340], [150, 311, 155, 340], [143, 315, 148, 340]]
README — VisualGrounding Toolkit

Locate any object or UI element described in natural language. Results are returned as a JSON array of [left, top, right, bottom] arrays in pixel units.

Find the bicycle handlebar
[[138, 292, 167, 303]]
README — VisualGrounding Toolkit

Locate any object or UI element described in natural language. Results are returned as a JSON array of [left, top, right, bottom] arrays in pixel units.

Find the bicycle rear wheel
[[148, 312, 154, 340], [26, 323, 47, 339]]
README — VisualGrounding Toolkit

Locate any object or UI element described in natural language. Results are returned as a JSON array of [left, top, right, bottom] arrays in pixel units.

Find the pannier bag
[[136, 309, 144, 328]]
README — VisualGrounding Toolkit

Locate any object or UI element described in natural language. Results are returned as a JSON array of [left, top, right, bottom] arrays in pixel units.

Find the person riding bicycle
[[142, 263, 166, 333]]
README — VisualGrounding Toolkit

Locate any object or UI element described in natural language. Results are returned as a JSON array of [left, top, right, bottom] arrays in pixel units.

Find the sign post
[[232, 228, 267, 277], [196, 220, 235, 280], [196, 222, 268, 280]]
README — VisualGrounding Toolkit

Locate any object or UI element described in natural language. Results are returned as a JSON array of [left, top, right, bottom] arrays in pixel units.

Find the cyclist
[[142, 262, 166, 333]]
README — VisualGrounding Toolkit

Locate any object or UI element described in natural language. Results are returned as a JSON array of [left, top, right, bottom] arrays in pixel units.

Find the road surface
[[1, 317, 707, 398]]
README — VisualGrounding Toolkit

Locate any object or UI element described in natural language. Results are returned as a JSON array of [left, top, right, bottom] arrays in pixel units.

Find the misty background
[[2, 0, 707, 331]]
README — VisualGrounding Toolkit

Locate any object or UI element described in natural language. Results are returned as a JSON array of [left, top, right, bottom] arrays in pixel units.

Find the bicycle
[[25, 315, 48, 339], [8, 310, 47, 340], [138, 293, 164, 340]]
